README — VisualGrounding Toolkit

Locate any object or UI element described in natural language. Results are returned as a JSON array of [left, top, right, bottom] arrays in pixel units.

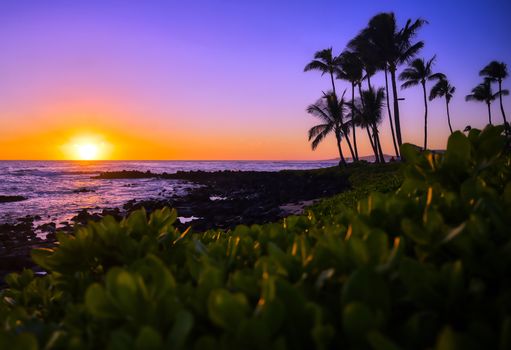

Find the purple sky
[[0, 0, 510, 159]]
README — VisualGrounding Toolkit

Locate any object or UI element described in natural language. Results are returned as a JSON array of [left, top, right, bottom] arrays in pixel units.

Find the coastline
[[0, 164, 358, 281]]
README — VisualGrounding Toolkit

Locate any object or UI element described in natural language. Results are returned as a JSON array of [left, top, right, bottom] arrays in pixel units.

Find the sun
[[62, 134, 112, 160], [75, 143, 100, 160]]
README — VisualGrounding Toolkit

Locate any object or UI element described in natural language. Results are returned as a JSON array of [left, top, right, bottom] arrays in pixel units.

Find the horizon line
[[0, 158, 344, 162]]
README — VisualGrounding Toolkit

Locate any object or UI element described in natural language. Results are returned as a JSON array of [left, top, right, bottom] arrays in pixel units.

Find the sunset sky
[[0, 0, 510, 160]]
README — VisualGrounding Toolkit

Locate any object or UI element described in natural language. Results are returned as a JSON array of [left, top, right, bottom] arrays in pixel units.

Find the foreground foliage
[[1, 125, 511, 350]]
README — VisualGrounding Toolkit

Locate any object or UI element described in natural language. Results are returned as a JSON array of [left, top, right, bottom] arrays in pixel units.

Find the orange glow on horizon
[[62, 135, 111, 160], [0, 101, 430, 161]]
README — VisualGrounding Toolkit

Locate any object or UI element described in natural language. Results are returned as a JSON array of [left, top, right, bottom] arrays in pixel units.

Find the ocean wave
[[9, 169, 98, 177]]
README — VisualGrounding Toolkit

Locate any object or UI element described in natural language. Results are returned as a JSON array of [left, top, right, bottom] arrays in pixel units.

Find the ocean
[[0, 160, 338, 226]]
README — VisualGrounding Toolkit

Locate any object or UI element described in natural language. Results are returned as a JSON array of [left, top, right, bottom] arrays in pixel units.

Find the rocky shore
[[118, 168, 350, 231], [0, 166, 350, 281]]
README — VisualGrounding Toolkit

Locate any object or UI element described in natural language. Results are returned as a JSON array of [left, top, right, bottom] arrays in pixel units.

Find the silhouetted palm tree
[[307, 92, 352, 166], [346, 35, 380, 90], [337, 50, 364, 161], [348, 32, 400, 158], [383, 64, 400, 158], [351, 88, 386, 163], [304, 48, 341, 96], [480, 61, 509, 130], [429, 78, 456, 134], [399, 56, 445, 150], [353, 13, 426, 147], [465, 80, 507, 125]]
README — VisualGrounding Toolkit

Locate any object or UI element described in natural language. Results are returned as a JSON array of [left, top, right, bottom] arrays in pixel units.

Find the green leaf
[[30, 248, 54, 271], [193, 336, 218, 350], [444, 131, 471, 170], [132, 254, 176, 300], [105, 268, 139, 316], [85, 283, 117, 319], [257, 300, 285, 336], [341, 268, 390, 317], [107, 330, 134, 350], [399, 258, 440, 306], [208, 289, 250, 331], [400, 143, 420, 164], [435, 327, 458, 350], [342, 302, 378, 339], [0, 333, 38, 350], [347, 237, 370, 266], [167, 310, 194, 350], [135, 326, 163, 350], [367, 331, 403, 350]]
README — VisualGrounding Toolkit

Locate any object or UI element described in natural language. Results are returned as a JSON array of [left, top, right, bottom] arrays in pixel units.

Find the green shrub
[[1, 125, 510, 350]]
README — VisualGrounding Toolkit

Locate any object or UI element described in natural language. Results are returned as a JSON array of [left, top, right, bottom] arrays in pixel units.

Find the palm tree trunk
[[330, 72, 337, 97], [487, 102, 492, 125], [498, 80, 509, 133], [373, 124, 386, 163], [342, 125, 356, 162], [446, 98, 453, 134], [351, 83, 359, 161], [367, 74, 372, 91], [336, 134, 346, 167], [366, 126, 379, 163], [422, 82, 428, 150], [358, 84, 365, 108], [389, 66, 402, 147], [385, 67, 400, 157], [358, 83, 378, 162]]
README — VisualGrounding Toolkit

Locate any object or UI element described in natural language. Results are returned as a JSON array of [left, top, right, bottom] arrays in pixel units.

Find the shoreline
[[0, 165, 353, 281]]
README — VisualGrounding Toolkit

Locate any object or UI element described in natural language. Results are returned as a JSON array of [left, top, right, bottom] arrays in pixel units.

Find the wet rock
[[94, 170, 157, 179], [101, 208, 122, 220], [37, 222, 56, 234], [0, 195, 27, 203], [71, 209, 101, 225], [72, 187, 95, 193]]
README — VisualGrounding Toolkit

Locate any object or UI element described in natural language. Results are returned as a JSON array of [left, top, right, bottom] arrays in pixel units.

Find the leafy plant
[[1, 125, 510, 350]]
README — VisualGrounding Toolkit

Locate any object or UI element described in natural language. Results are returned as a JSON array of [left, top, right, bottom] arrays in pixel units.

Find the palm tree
[[429, 78, 456, 134], [353, 13, 426, 147], [480, 61, 509, 129], [307, 92, 351, 166], [465, 80, 507, 125], [348, 32, 399, 158], [346, 35, 380, 90], [304, 48, 341, 96], [337, 50, 364, 161], [399, 56, 445, 150], [351, 88, 386, 163]]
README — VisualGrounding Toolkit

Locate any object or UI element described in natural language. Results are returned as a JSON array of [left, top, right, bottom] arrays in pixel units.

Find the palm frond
[[429, 79, 447, 101], [479, 61, 508, 80], [399, 68, 420, 81], [314, 48, 333, 61], [399, 41, 424, 64], [401, 80, 419, 89], [428, 72, 446, 81], [466, 81, 495, 103], [308, 123, 330, 141], [306, 103, 332, 123], [310, 125, 333, 150], [403, 18, 428, 37], [304, 60, 328, 74]]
